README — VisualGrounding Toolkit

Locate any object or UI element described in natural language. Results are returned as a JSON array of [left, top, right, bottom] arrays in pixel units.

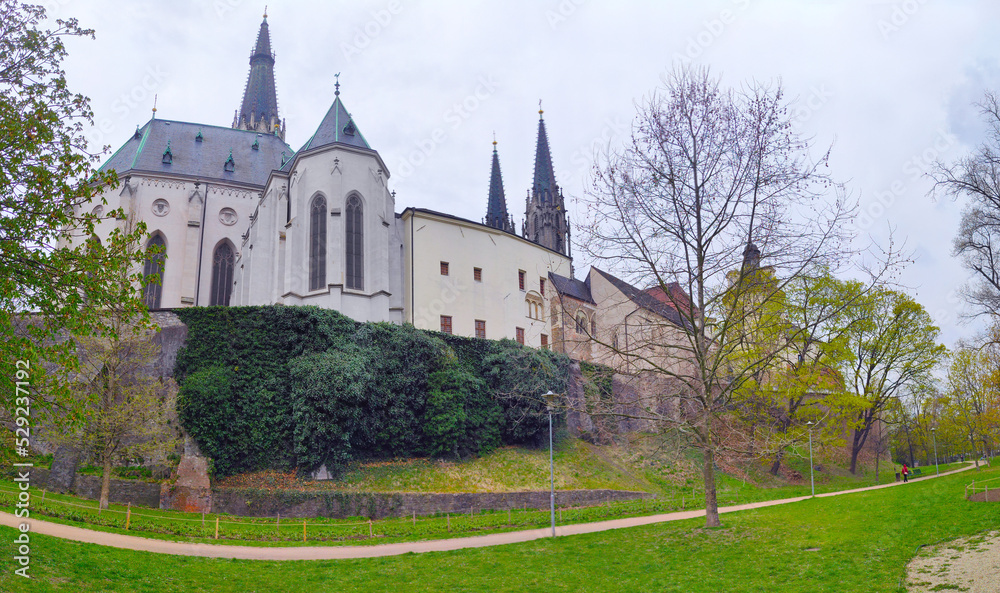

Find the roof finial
[[151, 94, 158, 118], [334, 72, 340, 96], [492, 131, 497, 148], [538, 99, 543, 117], [263, 5, 267, 18]]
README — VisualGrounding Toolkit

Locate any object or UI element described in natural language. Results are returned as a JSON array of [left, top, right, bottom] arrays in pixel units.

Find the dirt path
[[905, 531, 1000, 593], [0, 463, 975, 561]]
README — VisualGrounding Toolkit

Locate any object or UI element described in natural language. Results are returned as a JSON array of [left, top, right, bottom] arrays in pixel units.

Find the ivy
[[175, 306, 569, 477]]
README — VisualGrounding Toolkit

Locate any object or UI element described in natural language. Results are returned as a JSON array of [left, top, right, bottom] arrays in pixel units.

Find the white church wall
[[402, 209, 571, 347], [233, 144, 403, 323]]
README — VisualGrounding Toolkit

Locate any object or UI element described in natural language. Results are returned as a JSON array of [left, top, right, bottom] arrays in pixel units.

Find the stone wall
[[211, 488, 651, 519], [28, 467, 162, 508]]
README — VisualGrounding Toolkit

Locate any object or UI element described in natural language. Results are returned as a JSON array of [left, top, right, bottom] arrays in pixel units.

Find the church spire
[[532, 103, 559, 204], [485, 135, 514, 233], [524, 103, 569, 255], [234, 13, 285, 140]]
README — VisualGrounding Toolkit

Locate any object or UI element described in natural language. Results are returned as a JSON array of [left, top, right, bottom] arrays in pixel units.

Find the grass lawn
[[2, 464, 997, 592]]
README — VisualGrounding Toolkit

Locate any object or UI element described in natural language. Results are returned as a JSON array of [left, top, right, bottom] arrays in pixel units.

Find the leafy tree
[[423, 365, 499, 459], [839, 287, 945, 474], [944, 346, 999, 468], [0, 1, 148, 420]]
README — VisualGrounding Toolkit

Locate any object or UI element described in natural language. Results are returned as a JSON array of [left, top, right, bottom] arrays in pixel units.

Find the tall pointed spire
[[485, 135, 514, 233], [234, 12, 284, 140], [524, 103, 569, 255], [532, 103, 559, 204]]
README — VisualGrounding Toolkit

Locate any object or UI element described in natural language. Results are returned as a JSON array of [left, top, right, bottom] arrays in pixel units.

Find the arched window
[[309, 195, 326, 291], [345, 194, 363, 290], [142, 234, 166, 309], [210, 241, 235, 306], [575, 311, 589, 334]]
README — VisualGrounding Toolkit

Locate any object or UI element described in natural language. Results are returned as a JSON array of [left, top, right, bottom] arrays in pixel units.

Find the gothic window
[[142, 234, 166, 310], [309, 194, 327, 291], [286, 194, 291, 224], [575, 311, 589, 334], [210, 241, 235, 306], [539, 277, 546, 296], [346, 194, 364, 290]]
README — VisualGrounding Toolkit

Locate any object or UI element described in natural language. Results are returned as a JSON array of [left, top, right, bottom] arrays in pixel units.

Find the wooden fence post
[[201, 512, 205, 528], [446, 513, 450, 532], [412, 511, 415, 526], [303, 520, 307, 543], [125, 503, 131, 530], [368, 519, 373, 538], [277, 513, 280, 536], [214, 516, 219, 540], [508, 508, 511, 525]]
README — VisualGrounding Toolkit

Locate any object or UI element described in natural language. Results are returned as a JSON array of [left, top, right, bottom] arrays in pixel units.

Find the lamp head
[[543, 390, 557, 410]]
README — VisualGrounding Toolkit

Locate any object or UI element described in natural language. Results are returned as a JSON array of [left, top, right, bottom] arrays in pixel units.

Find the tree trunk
[[769, 447, 784, 476], [100, 454, 112, 510], [849, 429, 863, 475], [702, 446, 720, 527]]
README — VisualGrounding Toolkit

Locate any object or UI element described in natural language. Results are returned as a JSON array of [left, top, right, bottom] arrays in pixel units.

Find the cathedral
[[83, 15, 573, 348]]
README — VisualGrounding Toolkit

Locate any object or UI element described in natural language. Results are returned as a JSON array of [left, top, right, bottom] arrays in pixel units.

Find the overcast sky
[[47, 0, 1000, 347]]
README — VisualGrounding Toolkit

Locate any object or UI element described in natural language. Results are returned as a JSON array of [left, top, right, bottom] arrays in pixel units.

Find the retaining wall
[[211, 488, 651, 519]]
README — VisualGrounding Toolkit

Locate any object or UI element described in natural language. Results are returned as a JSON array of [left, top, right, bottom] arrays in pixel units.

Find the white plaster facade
[[402, 209, 571, 347]]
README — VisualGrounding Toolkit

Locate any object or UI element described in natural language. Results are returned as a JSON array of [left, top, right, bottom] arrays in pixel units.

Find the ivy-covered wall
[[174, 307, 570, 477]]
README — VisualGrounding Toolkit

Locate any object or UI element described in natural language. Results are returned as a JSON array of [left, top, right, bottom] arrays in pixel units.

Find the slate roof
[[548, 271, 594, 304], [98, 119, 292, 187], [238, 16, 280, 127], [298, 95, 372, 154], [590, 268, 690, 330]]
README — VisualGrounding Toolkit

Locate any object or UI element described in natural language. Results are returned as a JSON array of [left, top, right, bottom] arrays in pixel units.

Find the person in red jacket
[[902, 463, 909, 483]]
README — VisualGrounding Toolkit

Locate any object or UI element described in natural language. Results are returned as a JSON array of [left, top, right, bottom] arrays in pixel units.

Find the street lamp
[[931, 427, 939, 476], [806, 421, 815, 497], [544, 390, 557, 538]]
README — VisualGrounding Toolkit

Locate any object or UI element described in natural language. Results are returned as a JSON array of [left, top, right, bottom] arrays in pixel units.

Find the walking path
[[0, 463, 976, 561]]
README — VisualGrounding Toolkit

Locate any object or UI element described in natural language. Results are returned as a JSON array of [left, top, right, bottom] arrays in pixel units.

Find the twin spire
[[485, 108, 569, 256], [233, 13, 285, 140]]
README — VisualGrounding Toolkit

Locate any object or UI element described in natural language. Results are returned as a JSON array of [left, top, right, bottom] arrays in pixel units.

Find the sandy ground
[[906, 531, 1000, 593]]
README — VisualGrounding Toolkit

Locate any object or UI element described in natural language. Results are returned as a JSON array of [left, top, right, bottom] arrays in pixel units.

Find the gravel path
[[0, 463, 975, 561], [906, 531, 1000, 593]]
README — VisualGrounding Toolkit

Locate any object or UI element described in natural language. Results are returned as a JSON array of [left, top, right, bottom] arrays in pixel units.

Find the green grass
[[2, 464, 998, 592]]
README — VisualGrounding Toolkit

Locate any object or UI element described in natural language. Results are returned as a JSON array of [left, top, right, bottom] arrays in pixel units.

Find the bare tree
[[932, 92, 1000, 317], [577, 65, 886, 527]]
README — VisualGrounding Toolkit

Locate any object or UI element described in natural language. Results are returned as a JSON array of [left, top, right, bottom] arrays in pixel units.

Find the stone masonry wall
[[211, 487, 651, 519]]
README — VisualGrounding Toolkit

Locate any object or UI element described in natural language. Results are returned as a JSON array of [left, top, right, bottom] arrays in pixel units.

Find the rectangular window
[[440, 315, 452, 334], [540, 334, 549, 349], [518, 270, 525, 291], [474, 267, 482, 282], [516, 327, 525, 345], [475, 319, 486, 339], [540, 277, 546, 296], [440, 261, 449, 276]]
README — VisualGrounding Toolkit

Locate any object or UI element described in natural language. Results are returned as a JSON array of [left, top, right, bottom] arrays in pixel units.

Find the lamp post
[[931, 427, 939, 476], [544, 390, 557, 537], [806, 421, 815, 497]]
